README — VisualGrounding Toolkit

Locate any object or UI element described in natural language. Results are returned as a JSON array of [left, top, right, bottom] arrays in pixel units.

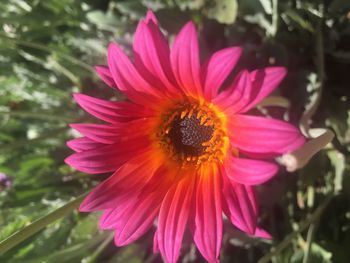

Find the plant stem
[[257, 195, 332, 263], [271, 0, 279, 36], [302, 223, 317, 263], [85, 233, 114, 263], [0, 193, 87, 254]]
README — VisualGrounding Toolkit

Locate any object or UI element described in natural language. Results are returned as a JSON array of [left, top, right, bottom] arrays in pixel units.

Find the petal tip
[[254, 228, 273, 239], [266, 66, 287, 79], [66, 140, 74, 150], [114, 234, 127, 247], [64, 155, 74, 167], [72, 93, 86, 104], [229, 46, 243, 56], [184, 20, 196, 33], [145, 10, 158, 25], [107, 42, 120, 59], [79, 198, 92, 212], [68, 123, 79, 130]]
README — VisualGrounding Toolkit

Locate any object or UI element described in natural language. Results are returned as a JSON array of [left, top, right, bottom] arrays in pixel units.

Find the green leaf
[[207, 0, 238, 24], [283, 9, 315, 33], [0, 193, 86, 254]]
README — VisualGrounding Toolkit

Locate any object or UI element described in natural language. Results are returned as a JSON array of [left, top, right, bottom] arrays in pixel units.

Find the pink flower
[[65, 11, 304, 263]]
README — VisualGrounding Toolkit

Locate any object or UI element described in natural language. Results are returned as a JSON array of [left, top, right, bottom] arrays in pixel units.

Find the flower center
[[157, 99, 229, 168], [168, 114, 214, 156]]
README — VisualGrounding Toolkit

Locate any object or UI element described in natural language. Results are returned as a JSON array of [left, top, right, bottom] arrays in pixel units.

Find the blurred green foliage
[[0, 0, 349, 262]]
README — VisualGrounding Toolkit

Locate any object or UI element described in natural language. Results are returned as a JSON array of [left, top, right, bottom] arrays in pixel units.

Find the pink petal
[[70, 123, 121, 144], [99, 198, 140, 231], [224, 156, 279, 185], [95, 65, 116, 88], [202, 47, 242, 99], [254, 228, 272, 239], [240, 67, 287, 112], [113, 166, 174, 246], [214, 67, 287, 114], [213, 70, 252, 113], [107, 43, 162, 105], [80, 152, 159, 212], [157, 175, 195, 263], [193, 166, 222, 263], [221, 176, 257, 235], [145, 10, 158, 25], [66, 137, 104, 152], [229, 114, 305, 156], [98, 180, 164, 246], [70, 118, 153, 144], [133, 16, 178, 95], [153, 230, 159, 253], [113, 193, 159, 246], [65, 137, 150, 174], [73, 93, 152, 123], [171, 21, 202, 96]]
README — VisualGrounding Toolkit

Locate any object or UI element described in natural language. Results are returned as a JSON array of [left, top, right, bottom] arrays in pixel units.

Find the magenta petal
[[133, 17, 178, 95], [70, 123, 121, 144], [113, 167, 172, 246], [73, 93, 152, 123], [222, 177, 257, 235], [80, 173, 123, 212], [224, 156, 279, 185], [193, 167, 222, 263], [65, 137, 150, 174], [157, 176, 195, 263], [241, 67, 287, 112], [203, 47, 242, 99], [171, 21, 202, 96], [66, 137, 104, 152], [145, 10, 158, 24], [65, 146, 121, 174], [213, 70, 252, 114], [80, 152, 158, 212], [107, 43, 161, 105], [114, 193, 159, 246], [70, 119, 153, 145], [254, 228, 272, 239], [96, 192, 139, 228], [229, 114, 305, 155], [214, 67, 287, 114], [153, 230, 159, 253], [95, 65, 116, 88]]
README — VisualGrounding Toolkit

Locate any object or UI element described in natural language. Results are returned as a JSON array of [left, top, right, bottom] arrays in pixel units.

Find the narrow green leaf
[[0, 193, 87, 254], [284, 9, 315, 33]]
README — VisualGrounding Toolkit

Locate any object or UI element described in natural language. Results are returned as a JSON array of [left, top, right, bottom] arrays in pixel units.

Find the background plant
[[0, 0, 349, 262]]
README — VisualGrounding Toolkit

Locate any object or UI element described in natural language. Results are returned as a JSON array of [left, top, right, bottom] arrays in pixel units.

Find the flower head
[[65, 11, 304, 263]]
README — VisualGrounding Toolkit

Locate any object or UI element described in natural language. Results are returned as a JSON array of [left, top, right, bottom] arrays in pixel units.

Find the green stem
[[257, 195, 332, 263], [85, 233, 114, 263], [0, 193, 87, 254], [271, 0, 279, 36], [0, 33, 95, 74], [302, 222, 317, 263], [258, 96, 290, 108]]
